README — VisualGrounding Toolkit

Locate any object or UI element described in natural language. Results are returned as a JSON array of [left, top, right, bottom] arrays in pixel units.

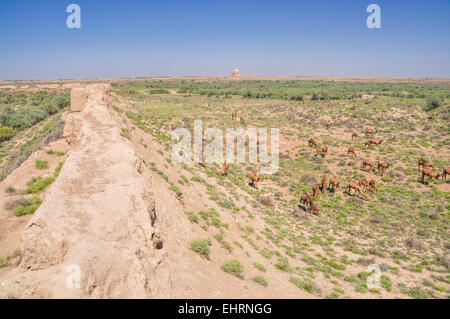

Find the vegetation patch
[[221, 259, 245, 279], [191, 239, 212, 260]]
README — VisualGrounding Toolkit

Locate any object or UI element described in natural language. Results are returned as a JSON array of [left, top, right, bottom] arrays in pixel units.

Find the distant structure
[[231, 69, 241, 77]]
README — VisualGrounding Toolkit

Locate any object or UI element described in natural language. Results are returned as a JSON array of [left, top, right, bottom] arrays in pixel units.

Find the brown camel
[[365, 140, 373, 149], [348, 147, 356, 157], [218, 161, 230, 176], [352, 132, 359, 139], [300, 192, 312, 209], [365, 128, 377, 137], [418, 158, 434, 171], [231, 108, 238, 120], [362, 159, 377, 172], [328, 176, 339, 192], [308, 138, 317, 147], [250, 171, 260, 189], [312, 184, 319, 200], [346, 181, 367, 198], [315, 147, 322, 157], [320, 177, 328, 192], [359, 178, 369, 191], [421, 168, 440, 184], [369, 179, 378, 193], [370, 138, 383, 145], [321, 145, 328, 156], [443, 167, 450, 182], [308, 202, 320, 215], [377, 160, 390, 176]]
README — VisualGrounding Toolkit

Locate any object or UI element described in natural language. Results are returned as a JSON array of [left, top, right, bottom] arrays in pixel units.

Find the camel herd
[[418, 159, 448, 184], [297, 124, 448, 215], [198, 107, 448, 218]]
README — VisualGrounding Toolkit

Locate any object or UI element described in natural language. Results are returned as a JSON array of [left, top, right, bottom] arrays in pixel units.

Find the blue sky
[[0, 0, 449, 80]]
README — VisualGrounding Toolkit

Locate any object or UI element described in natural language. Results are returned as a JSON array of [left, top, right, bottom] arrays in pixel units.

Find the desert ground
[[0, 77, 448, 299]]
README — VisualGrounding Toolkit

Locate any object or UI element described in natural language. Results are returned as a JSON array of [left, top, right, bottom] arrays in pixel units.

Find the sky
[[0, 0, 449, 80]]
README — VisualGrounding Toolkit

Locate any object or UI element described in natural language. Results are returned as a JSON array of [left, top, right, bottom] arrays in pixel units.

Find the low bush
[[191, 239, 211, 260], [26, 177, 55, 193], [13, 196, 41, 216], [221, 259, 244, 279], [35, 160, 49, 169]]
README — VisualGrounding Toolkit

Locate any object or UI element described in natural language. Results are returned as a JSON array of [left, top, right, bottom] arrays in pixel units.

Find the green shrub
[[13, 196, 41, 216], [253, 262, 267, 272], [185, 211, 198, 223], [112, 105, 124, 113], [221, 259, 244, 279], [252, 276, 268, 287], [289, 276, 314, 293], [0, 126, 16, 141], [53, 161, 64, 177], [35, 160, 49, 169], [149, 88, 170, 94], [191, 239, 211, 260], [5, 186, 16, 194], [169, 184, 183, 197], [275, 256, 292, 272], [423, 96, 442, 111], [380, 275, 392, 292], [26, 177, 55, 193]]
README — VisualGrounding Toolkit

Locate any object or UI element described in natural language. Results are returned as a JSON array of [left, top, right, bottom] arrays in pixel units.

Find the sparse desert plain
[[0, 77, 448, 299]]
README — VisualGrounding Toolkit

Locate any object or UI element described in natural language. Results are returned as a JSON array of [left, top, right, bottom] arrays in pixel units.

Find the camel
[[328, 176, 339, 192], [362, 159, 376, 172], [320, 177, 328, 192], [300, 192, 312, 209], [365, 128, 377, 137], [352, 132, 359, 139], [312, 184, 319, 200], [345, 181, 367, 198], [365, 140, 373, 149], [231, 108, 238, 120], [308, 202, 320, 215], [418, 158, 434, 171], [315, 146, 327, 157], [359, 178, 369, 191], [377, 160, 390, 176], [369, 179, 378, 193], [308, 138, 316, 147], [250, 171, 260, 189], [315, 147, 322, 157], [321, 145, 328, 156], [443, 167, 449, 182], [348, 147, 356, 157], [218, 161, 230, 176], [370, 138, 383, 145], [421, 168, 440, 184]]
